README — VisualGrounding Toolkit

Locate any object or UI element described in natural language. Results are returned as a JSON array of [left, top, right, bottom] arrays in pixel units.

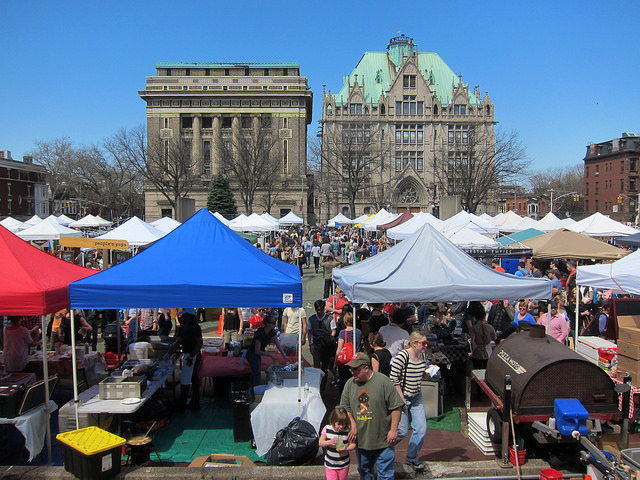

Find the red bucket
[[539, 468, 563, 480], [509, 446, 526, 466]]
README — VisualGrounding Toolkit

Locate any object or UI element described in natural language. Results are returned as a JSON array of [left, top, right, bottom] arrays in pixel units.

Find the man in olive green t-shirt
[[341, 353, 403, 480]]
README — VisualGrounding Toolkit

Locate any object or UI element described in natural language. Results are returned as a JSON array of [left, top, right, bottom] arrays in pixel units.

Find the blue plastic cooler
[[553, 398, 588, 436]]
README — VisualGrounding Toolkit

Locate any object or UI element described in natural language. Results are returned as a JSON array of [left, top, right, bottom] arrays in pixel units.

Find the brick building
[[583, 132, 640, 223], [139, 63, 313, 221], [0, 151, 49, 219]]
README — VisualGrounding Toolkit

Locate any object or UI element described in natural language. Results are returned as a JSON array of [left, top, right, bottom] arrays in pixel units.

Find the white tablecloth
[[0, 400, 58, 461], [251, 367, 326, 457]]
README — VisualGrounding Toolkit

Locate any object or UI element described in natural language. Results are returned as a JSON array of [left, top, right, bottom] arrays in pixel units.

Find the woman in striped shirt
[[389, 331, 430, 471]]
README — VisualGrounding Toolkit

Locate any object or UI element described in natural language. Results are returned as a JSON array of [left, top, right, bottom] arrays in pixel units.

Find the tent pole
[[70, 309, 80, 428], [41, 314, 52, 465], [297, 309, 302, 416]]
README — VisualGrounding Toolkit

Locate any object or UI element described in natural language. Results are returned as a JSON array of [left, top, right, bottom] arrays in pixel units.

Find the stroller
[[102, 322, 127, 371]]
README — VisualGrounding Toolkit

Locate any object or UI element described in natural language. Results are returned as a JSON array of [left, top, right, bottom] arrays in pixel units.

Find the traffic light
[[617, 195, 624, 204], [66, 201, 73, 208], [573, 194, 580, 202]]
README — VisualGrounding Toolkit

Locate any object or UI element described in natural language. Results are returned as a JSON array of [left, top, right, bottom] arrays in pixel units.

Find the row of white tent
[[327, 209, 638, 240], [0, 210, 306, 247]]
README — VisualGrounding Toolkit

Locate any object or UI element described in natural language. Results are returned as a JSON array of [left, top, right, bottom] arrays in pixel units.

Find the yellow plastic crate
[[57, 426, 126, 455]]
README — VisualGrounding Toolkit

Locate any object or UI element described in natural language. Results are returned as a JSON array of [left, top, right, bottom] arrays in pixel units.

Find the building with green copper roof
[[318, 34, 496, 220]]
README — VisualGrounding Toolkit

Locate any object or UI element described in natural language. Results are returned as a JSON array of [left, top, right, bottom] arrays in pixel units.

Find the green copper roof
[[155, 62, 299, 68], [331, 50, 478, 106]]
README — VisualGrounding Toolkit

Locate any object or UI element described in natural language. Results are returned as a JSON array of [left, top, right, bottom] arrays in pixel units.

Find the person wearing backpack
[[334, 312, 361, 395]]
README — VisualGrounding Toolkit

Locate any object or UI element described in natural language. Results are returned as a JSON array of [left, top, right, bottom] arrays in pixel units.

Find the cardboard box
[[618, 316, 640, 345], [616, 354, 640, 382], [188, 454, 255, 468], [618, 341, 640, 360]]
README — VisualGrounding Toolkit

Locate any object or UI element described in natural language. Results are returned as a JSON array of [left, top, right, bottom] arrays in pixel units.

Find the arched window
[[380, 104, 386, 115], [433, 105, 438, 115], [485, 105, 491, 116]]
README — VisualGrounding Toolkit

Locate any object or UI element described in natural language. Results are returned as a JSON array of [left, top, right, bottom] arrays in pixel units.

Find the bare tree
[[28, 137, 77, 214], [223, 127, 280, 213], [528, 164, 583, 215], [105, 125, 195, 211], [435, 127, 529, 214], [316, 123, 390, 217]]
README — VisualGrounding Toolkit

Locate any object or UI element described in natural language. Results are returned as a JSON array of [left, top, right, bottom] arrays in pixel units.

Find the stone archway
[[393, 177, 426, 210]]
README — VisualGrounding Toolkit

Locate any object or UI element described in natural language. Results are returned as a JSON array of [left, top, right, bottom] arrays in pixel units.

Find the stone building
[[139, 63, 313, 221], [0, 151, 49, 219], [318, 35, 495, 222], [584, 132, 640, 223]]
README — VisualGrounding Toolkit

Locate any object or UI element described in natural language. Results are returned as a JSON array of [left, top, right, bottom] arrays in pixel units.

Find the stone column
[[192, 114, 202, 175], [212, 115, 222, 175], [232, 115, 241, 162]]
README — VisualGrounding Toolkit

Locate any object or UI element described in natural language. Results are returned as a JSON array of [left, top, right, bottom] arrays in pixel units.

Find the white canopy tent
[[490, 210, 522, 229], [387, 212, 443, 241], [333, 222, 552, 303], [212, 212, 232, 226], [0, 216, 25, 232], [449, 210, 499, 236], [94, 216, 113, 227], [96, 216, 166, 247], [576, 249, 640, 295], [69, 214, 103, 228], [229, 213, 273, 233], [436, 218, 501, 249], [279, 211, 304, 225], [567, 212, 638, 237], [352, 214, 372, 224], [24, 215, 43, 226], [499, 215, 541, 234], [359, 209, 397, 231], [479, 213, 494, 222], [56, 214, 75, 226], [328, 212, 354, 225], [149, 216, 182, 234], [17, 217, 83, 241], [260, 212, 280, 227]]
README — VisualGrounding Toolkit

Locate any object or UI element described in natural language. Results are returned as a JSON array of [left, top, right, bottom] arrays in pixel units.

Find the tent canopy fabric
[[332, 222, 551, 303], [499, 215, 541, 234], [496, 228, 545, 246], [614, 231, 640, 247], [149, 216, 182, 234], [378, 211, 413, 231], [69, 208, 302, 309], [577, 250, 640, 295], [327, 213, 354, 225], [0, 217, 25, 232], [436, 219, 500, 249], [514, 228, 628, 260], [24, 215, 43, 226], [279, 211, 303, 225], [0, 226, 96, 315], [17, 218, 83, 241], [490, 210, 522, 228], [387, 212, 443, 240], [69, 214, 103, 228], [260, 212, 280, 226], [449, 211, 499, 236], [96, 216, 166, 247], [56, 214, 75, 226], [230, 213, 273, 232], [567, 212, 638, 237]]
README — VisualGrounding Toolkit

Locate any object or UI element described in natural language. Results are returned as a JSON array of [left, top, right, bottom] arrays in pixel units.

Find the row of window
[[586, 177, 638, 195], [164, 68, 296, 77], [586, 158, 638, 178], [395, 124, 424, 144], [395, 152, 424, 171], [328, 103, 490, 117], [179, 115, 278, 130], [150, 98, 303, 108]]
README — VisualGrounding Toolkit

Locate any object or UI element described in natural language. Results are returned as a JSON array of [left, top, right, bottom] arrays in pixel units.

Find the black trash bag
[[266, 417, 319, 466]]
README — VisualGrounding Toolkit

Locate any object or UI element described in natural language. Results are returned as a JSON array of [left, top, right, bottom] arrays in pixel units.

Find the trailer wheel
[[486, 408, 502, 443]]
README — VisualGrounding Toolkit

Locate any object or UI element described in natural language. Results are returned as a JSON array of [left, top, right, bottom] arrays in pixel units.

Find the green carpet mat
[[152, 397, 265, 464], [428, 404, 461, 432]]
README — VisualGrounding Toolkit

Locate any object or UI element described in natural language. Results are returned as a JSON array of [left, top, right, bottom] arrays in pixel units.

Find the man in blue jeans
[[341, 353, 403, 480]]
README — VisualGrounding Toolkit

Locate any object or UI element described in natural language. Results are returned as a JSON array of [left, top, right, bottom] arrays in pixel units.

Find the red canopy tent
[[378, 210, 413, 231], [0, 225, 96, 463], [0, 225, 96, 315]]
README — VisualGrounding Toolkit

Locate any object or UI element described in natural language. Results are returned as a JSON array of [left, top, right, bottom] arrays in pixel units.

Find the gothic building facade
[[139, 63, 313, 221], [319, 35, 496, 222]]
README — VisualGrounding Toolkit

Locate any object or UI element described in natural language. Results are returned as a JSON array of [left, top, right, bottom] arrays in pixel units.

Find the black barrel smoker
[[471, 326, 625, 467]]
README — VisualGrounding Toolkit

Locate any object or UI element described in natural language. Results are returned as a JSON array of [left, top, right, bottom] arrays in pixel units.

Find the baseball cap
[[550, 301, 558, 308], [346, 352, 371, 368]]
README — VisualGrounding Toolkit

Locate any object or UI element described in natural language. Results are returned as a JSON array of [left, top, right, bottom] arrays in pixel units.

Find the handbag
[[335, 329, 355, 366]]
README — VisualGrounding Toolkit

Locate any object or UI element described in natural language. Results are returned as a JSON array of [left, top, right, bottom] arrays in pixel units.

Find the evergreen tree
[[206, 173, 238, 219]]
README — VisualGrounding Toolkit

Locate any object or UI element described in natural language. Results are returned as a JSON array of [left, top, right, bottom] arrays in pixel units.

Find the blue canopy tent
[[69, 208, 302, 308]]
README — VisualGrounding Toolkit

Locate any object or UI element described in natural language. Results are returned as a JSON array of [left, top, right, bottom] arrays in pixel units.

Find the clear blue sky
[[2, 1, 638, 172]]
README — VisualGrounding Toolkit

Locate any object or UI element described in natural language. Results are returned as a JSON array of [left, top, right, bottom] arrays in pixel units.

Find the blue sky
[[2, 1, 638, 172]]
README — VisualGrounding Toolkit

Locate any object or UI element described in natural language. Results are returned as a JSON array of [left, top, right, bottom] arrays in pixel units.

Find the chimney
[[0, 150, 12, 160], [23, 155, 33, 164]]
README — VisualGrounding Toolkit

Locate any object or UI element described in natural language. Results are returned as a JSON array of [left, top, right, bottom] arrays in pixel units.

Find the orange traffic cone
[[216, 314, 223, 335]]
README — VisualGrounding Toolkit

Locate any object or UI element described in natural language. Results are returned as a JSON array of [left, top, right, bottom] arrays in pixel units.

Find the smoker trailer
[[470, 326, 627, 465]]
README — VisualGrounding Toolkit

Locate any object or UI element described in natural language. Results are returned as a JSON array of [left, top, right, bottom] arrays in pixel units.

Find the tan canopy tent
[[512, 228, 628, 260]]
